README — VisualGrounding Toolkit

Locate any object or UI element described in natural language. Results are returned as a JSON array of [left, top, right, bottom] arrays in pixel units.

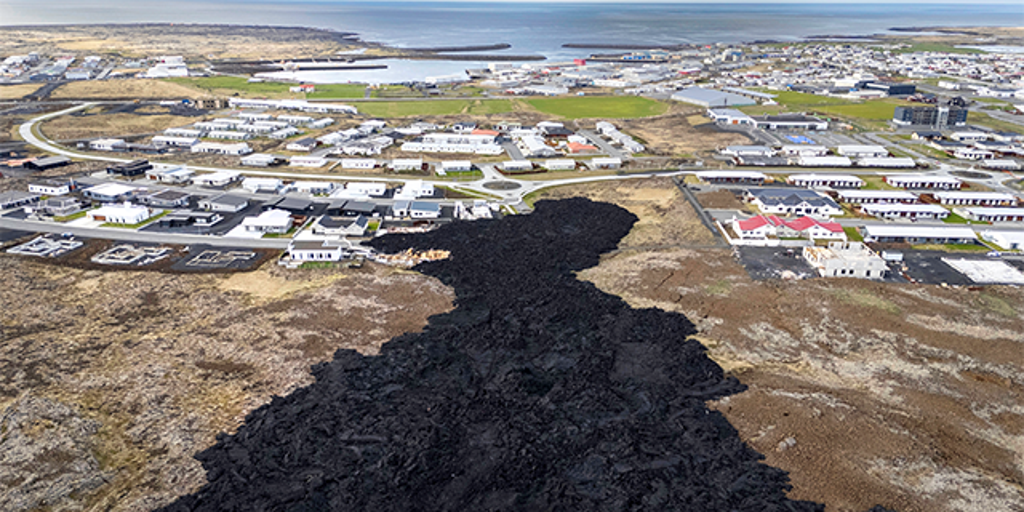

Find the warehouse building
[[670, 87, 756, 108]]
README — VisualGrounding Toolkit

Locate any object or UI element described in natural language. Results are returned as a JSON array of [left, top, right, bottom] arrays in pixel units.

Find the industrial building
[[891, 106, 968, 128]]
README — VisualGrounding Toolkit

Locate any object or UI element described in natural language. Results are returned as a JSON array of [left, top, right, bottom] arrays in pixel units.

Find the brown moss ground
[[0, 259, 454, 511]]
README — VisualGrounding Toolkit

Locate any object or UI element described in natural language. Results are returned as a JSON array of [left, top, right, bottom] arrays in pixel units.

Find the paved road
[[0, 217, 292, 249], [578, 130, 626, 160]]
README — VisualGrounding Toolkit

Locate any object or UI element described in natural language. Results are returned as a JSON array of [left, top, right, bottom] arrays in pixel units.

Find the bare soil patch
[[0, 83, 43, 100], [611, 107, 748, 157], [41, 110, 202, 140], [528, 178, 716, 247], [50, 80, 212, 100]]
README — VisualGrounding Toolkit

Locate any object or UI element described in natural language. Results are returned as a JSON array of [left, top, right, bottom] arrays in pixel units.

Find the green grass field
[[967, 112, 1024, 134], [165, 76, 292, 94], [306, 84, 368, 99], [164, 77, 365, 99], [893, 43, 984, 55], [357, 99, 513, 117], [767, 90, 851, 107], [843, 227, 864, 242], [525, 96, 668, 119]]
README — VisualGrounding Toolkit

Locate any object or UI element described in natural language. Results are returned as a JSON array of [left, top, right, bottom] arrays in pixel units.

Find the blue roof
[[671, 87, 757, 107]]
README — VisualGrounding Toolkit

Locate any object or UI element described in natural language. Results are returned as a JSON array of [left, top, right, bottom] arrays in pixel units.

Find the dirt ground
[[579, 247, 1024, 512], [0, 84, 43, 100], [0, 25, 362, 60], [697, 189, 746, 210], [0, 259, 454, 511], [527, 177, 717, 247], [610, 105, 749, 157], [49, 80, 214, 100], [41, 109, 204, 141]]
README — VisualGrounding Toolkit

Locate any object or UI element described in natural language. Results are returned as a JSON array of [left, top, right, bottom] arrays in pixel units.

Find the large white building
[[228, 98, 358, 115], [88, 202, 153, 225], [803, 242, 888, 279]]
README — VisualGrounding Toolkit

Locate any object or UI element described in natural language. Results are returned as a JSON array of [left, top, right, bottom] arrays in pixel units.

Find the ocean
[[1, 1, 1022, 83]]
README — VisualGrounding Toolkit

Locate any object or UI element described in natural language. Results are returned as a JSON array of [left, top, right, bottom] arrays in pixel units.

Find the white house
[[311, 216, 369, 237], [501, 160, 534, 173], [241, 209, 292, 234], [206, 130, 252, 141], [933, 191, 1017, 207], [787, 174, 864, 188], [28, 180, 73, 196], [695, 170, 767, 185], [241, 154, 281, 167], [89, 138, 127, 152], [391, 159, 423, 172], [589, 157, 622, 170], [152, 136, 199, 148], [397, 180, 435, 199], [440, 161, 473, 174], [884, 174, 962, 190], [193, 171, 242, 188], [798, 156, 853, 167], [778, 145, 828, 157], [544, 159, 577, 171], [857, 157, 916, 168], [289, 181, 336, 195], [146, 165, 194, 184], [721, 146, 775, 157], [981, 230, 1024, 250], [198, 194, 249, 213], [346, 182, 387, 197], [87, 202, 153, 225], [836, 145, 888, 158], [956, 207, 1024, 223], [410, 201, 441, 219], [836, 189, 919, 204], [287, 240, 346, 262], [342, 158, 377, 170], [290, 156, 328, 168], [860, 203, 950, 220], [191, 142, 252, 156], [242, 177, 283, 194]]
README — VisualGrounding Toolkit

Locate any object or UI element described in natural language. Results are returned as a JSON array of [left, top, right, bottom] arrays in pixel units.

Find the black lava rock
[[164, 198, 826, 511]]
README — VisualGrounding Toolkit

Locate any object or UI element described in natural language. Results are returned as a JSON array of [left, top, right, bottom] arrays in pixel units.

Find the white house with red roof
[[779, 216, 847, 241], [729, 215, 846, 244], [731, 215, 783, 240]]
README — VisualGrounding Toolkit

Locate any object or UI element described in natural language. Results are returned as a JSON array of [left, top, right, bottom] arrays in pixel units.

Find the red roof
[[784, 216, 819, 232], [472, 129, 499, 136], [736, 216, 770, 231], [818, 221, 844, 233], [567, 142, 598, 153]]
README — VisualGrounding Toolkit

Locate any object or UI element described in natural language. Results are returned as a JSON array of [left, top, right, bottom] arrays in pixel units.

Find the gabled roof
[[737, 216, 770, 231]]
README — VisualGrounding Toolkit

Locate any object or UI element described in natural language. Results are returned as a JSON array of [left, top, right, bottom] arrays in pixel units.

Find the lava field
[[163, 198, 881, 511]]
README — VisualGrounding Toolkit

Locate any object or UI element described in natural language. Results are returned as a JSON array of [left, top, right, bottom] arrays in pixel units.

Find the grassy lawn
[[843, 227, 864, 242], [765, 90, 851, 107], [306, 84, 368, 99], [911, 243, 991, 253], [165, 76, 294, 96], [371, 85, 422, 98], [525, 96, 668, 119], [435, 170, 484, 181], [893, 43, 985, 55], [100, 210, 168, 229], [942, 212, 971, 224], [967, 112, 1024, 134], [54, 210, 91, 222], [911, 144, 951, 160], [263, 226, 299, 238], [357, 99, 512, 117], [299, 261, 336, 269], [858, 175, 899, 190]]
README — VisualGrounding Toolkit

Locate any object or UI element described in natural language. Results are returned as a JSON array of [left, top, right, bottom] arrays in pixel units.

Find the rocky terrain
[[0, 256, 454, 511], [164, 198, 843, 511]]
